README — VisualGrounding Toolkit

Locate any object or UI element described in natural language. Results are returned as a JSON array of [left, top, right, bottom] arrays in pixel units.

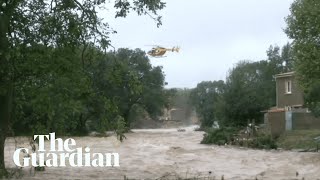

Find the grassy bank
[[201, 128, 320, 151], [277, 130, 320, 150]]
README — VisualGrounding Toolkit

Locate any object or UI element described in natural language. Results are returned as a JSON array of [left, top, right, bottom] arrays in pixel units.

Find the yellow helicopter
[[147, 46, 180, 58]]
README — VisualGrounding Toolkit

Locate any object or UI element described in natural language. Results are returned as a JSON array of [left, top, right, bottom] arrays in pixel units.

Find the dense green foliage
[[304, 82, 320, 117], [224, 61, 268, 126], [190, 81, 225, 128], [224, 45, 294, 126], [201, 127, 238, 145], [285, 0, 320, 116], [202, 128, 277, 150], [247, 134, 278, 150], [0, 0, 165, 176], [11, 48, 167, 136]]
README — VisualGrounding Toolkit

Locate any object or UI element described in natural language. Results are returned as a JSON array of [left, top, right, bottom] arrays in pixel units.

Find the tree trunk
[[0, 6, 16, 178], [0, 132, 7, 177], [0, 83, 13, 178]]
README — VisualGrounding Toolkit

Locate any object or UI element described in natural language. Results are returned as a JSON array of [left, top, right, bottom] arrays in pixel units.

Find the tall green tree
[[12, 46, 92, 136], [190, 81, 225, 128], [223, 48, 293, 126], [285, 0, 320, 116], [0, 0, 165, 176], [224, 61, 266, 126], [88, 48, 167, 129], [281, 43, 294, 72]]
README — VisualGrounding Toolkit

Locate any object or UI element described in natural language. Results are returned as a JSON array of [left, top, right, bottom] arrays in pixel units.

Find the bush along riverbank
[[201, 127, 320, 151], [201, 126, 278, 150]]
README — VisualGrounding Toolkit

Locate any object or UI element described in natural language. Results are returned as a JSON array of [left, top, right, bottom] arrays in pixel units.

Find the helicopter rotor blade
[[144, 45, 161, 47]]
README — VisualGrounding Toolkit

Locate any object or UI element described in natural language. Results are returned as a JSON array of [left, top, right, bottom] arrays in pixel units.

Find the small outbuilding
[[265, 72, 320, 137]]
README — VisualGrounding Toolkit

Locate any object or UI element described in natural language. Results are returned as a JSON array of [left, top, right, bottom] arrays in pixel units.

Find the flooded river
[[4, 126, 320, 180]]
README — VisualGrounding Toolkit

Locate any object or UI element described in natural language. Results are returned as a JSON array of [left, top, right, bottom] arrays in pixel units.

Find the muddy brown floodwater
[[4, 126, 320, 180]]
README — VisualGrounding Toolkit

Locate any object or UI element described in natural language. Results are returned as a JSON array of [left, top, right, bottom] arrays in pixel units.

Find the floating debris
[[177, 128, 186, 132]]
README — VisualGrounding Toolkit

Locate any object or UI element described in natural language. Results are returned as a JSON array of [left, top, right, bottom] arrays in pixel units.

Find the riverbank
[[277, 130, 320, 151]]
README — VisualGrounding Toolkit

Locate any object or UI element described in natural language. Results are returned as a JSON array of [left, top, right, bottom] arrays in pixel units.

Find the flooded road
[[4, 126, 320, 180]]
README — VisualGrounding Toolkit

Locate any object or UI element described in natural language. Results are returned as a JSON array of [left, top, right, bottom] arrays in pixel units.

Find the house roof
[[261, 107, 285, 113], [275, 71, 295, 79], [267, 108, 285, 113]]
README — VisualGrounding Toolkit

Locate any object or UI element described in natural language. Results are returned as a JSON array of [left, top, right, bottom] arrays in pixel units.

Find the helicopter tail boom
[[168, 47, 180, 53]]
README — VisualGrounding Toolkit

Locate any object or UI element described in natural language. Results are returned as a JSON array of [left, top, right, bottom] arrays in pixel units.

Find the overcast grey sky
[[101, 0, 294, 88]]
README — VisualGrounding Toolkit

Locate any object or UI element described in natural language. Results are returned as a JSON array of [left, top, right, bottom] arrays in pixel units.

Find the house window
[[285, 80, 292, 94]]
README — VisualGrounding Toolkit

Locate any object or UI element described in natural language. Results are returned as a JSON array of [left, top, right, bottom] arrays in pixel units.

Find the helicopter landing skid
[[150, 56, 167, 58]]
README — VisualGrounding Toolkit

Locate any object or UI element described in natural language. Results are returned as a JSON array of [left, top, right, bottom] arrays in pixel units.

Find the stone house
[[265, 72, 320, 137]]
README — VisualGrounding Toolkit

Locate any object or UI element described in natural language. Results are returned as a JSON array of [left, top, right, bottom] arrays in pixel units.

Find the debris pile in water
[[177, 128, 186, 132]]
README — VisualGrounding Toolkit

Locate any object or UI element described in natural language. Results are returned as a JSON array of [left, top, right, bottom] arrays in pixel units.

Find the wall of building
[[267, 73, 320, 136], [267, 112, 286, 137], [276, 76, 304, 108], [267, 111, 320, 137], [292, 112, 320, 130]]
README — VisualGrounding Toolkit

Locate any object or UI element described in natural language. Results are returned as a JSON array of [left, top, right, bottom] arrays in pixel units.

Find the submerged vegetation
[[201, 127, 238, 145], [201, 127, 278, 150], [247, 134, 278, 150]]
